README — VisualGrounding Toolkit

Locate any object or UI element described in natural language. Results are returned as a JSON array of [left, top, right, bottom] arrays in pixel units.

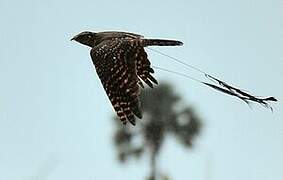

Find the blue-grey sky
[[0, 0, 282, 180]]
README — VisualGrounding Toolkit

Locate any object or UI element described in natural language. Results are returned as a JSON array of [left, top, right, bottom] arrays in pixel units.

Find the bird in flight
[[71, 31, 182, 125], [71, 31, 277, 126]]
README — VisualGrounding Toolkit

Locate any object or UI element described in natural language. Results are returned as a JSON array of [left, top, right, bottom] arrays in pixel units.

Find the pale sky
[[0, 0, 282, 180]]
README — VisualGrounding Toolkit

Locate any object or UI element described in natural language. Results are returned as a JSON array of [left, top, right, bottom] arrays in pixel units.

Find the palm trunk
[[149, 151, 157, 180]]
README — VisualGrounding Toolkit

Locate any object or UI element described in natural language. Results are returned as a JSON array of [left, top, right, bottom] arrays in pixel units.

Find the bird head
[[71, 31, 97, 47]]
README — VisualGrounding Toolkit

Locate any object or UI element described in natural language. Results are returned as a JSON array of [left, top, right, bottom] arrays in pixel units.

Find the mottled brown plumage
[[71, 31, 183, 125]]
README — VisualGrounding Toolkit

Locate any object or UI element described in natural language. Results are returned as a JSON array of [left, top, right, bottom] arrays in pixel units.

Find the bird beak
[[70, 35, 78, 41]]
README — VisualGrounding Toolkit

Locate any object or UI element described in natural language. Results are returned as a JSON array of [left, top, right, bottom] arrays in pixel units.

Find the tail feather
[[142, 39, 183, 47]]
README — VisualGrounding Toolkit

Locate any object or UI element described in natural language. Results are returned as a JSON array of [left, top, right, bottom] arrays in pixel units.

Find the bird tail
[[142, 39, 183, 46]]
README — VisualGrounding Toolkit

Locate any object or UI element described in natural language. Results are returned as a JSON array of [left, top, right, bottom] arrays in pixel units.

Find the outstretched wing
[[90, 38, 182, 125], [90, 39, 142, 125]]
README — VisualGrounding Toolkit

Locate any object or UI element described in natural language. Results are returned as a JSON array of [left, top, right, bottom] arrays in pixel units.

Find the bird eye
[[88, 35, 92, 38]]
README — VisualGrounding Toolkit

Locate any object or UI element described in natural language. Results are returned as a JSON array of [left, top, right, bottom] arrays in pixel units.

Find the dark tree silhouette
[[113, 82, 202, 180]]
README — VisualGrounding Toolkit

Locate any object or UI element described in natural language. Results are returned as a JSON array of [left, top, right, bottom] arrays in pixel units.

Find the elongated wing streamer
[[148, 48, 277, 111]]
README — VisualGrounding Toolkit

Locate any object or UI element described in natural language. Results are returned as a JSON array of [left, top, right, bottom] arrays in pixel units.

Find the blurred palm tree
[[113, 82, 202, 180]]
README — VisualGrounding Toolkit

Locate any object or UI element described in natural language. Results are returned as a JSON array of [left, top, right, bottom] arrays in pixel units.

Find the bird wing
[[90, 39, 143, 125], [135, 47, 158, 88]]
